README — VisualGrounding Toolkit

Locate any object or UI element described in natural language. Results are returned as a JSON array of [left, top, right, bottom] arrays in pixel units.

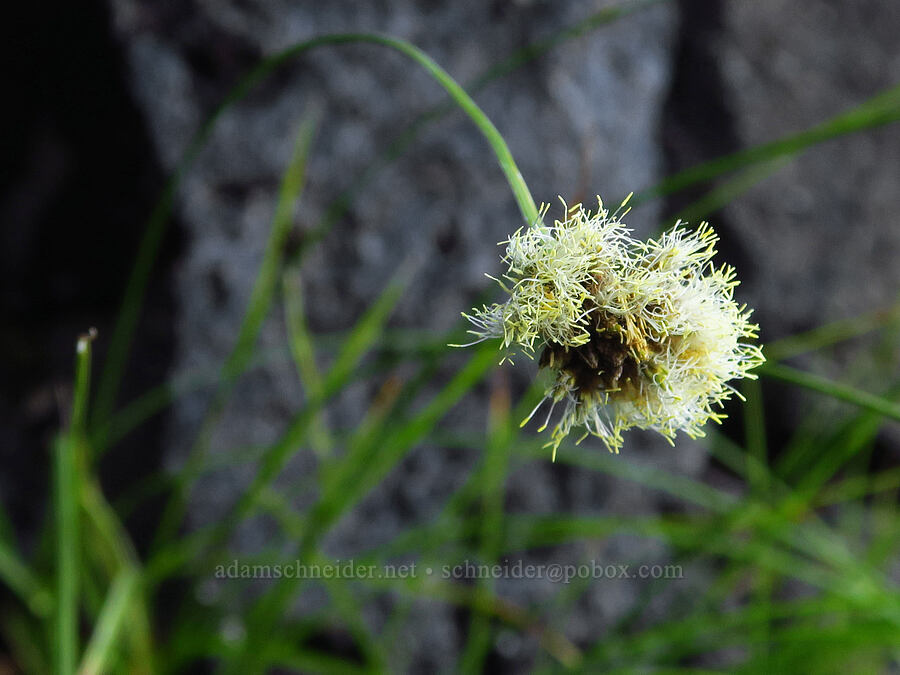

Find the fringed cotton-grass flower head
[[460, 195, 764, 459]]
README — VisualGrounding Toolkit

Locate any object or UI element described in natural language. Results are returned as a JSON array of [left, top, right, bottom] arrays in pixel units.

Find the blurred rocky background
[[2, 0, 899, 671]]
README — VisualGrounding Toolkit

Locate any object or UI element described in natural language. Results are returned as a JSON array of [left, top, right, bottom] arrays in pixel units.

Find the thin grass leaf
[[1, 607, 51, 675], [54, 330, 96, 675], [0, 541, 52, 617], [77, 568, 138, 675], [636, 82, 900, 205], [795, 386, 900, 499], [317, 374, 405, 495], [283, 269, 333, 456], [765, 300, 900, 362], [76, 454, 155, 674], [669, 157, 790, 227], [227, 115, 320, 379], [235, 347, 498, 673], [145, 269, 411, 586], [151, 115, 317, 552], [774, 318, 900, 497], [239, 266, 413, 523], [760, 362, 900, 422], [459, 374, 513, 674], [815, 466, 900, 507], [301, 345, 498, 553]]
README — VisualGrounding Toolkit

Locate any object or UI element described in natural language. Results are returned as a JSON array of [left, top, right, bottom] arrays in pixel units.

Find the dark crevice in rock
[[662, 1, 741, 186], [660, 0, 775, 462], [661, 0, 751, 286], [0, 0, 181, 557]]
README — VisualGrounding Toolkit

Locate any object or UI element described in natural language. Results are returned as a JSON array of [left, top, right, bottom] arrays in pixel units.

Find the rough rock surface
[[718, 0, 900, 340], [715, 0, 900, 448], [103, 0, 899, 670]]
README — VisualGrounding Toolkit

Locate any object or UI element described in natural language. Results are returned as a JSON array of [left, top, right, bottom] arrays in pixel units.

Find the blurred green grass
[[2, 0, 900, 673]]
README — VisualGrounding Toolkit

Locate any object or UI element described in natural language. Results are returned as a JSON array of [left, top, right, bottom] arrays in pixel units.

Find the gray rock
[[106, 0, 680, 667], [718, 0, 900, 340], [105, 0, 899, 669]]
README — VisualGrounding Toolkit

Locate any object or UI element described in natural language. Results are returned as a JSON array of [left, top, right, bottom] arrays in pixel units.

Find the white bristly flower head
[[460, 195, 765, 458]]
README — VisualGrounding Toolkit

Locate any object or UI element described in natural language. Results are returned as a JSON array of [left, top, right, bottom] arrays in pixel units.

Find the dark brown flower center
[[538, 294, 667, 394], [539, 330, 640, 393]]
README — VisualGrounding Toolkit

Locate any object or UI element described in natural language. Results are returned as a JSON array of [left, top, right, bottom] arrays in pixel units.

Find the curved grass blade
[[92, 28, 558, 439]]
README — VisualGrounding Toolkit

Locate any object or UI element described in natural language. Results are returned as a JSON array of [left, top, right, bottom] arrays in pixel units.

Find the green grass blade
[[309, 346, 498, 546], [56, 330, 95, 675], [235, 347, 498, 673], [636, 82, 900, 205], [0, 541, 52, 618], [668, 157, 790, 226], [796, 386, 900, 499], [764, 300, 900, 362], [226, 114, 319, 379], [145, 269, 410, 583], [283, 269, 333, 456], [241, 267, 412, 521], [459, 375, 513, 674], [77, 568, 138, 675], [760, 362, 900, 422], [152, 115, 317, 552], [93, 25, 563, 438], [816, 466, 900, 507]]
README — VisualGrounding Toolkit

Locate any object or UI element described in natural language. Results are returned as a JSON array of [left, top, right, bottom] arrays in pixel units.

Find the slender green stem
[[283, 0, 666, 267], [93, 33, 541, 445]]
